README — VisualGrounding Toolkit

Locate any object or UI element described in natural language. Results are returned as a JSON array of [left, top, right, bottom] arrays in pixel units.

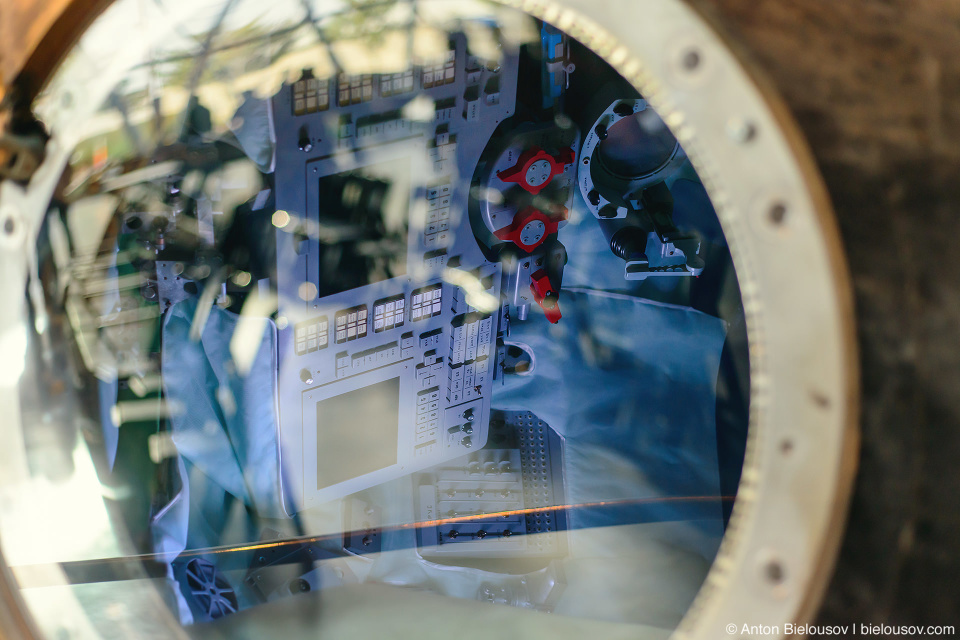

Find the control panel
[[415, 410, 567, 560], [272, 33, 520, 511]]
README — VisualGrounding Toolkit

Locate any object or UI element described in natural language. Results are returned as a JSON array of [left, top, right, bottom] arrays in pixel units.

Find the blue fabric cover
[[493, 289, 727, 561]]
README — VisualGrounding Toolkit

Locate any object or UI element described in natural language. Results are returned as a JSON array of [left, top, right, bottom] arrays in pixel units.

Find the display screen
[[316, 159, 410, 297], [316, 377, 401, 489]]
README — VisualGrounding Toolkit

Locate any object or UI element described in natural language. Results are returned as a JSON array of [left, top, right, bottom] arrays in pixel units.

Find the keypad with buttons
[[421, 50, 456, 89], [425, 182, 453, 248], [373, 294, 406, 333], [294, 316, 329, 355], [292, 75, 330, 116], [338, 74, 374, 106], [411, 284, 443, 321], [380, 70, 415, 97], [334, 305, 368, 344]]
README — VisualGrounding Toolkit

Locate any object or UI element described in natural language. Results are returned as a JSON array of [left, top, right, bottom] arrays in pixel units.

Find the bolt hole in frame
[[0, 0, 856, 639]]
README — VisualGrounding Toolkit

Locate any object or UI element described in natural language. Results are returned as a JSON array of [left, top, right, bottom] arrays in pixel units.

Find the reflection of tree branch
[[108, 90, 147, 158], [131, 22, 306, 68], [300, 0, 345, 76], [179, 0, 240, 139], [407, 0, 417, 66], [134, 1, 412, 72]]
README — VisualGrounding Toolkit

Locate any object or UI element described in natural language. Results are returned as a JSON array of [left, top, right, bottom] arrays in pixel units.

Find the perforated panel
[[414, 409, 566, 559]]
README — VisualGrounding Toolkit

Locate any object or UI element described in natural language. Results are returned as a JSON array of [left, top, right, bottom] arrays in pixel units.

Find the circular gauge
[[0, 0, 856, 639], [597, 108, 677, 178]]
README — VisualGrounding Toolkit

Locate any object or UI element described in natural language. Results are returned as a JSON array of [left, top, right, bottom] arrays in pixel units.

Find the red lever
[[496, 146, 575, 195], [492, 205, 567, 253], [530, 269, 561, 323]]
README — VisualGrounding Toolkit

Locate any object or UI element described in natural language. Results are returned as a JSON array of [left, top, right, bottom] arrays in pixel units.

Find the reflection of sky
[[36, 0, 527, 156]]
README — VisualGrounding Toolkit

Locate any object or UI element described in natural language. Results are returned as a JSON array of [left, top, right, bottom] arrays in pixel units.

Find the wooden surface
[[0, 0, 110, 104], [696, 0, 960, 628]]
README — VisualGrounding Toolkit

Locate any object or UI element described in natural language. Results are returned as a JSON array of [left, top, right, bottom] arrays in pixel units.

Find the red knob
[[492, 205, 567, 253], [496, 146, 575, 195], [529, 269, 561, 324]]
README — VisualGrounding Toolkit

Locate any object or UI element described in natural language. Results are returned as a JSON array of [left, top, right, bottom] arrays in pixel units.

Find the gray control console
[[272, 33, 519, 511]]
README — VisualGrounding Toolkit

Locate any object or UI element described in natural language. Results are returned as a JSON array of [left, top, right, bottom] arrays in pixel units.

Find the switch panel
[[415, 410, 567, 559], [273, 32, 519, 511]]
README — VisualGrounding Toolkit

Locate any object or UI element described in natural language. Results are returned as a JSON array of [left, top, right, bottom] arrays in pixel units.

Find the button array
[[425, 183, 452, 248], [449, 313, 493, 365], [373, 294, 405, 333], [414, 449, 527, 554], [451, 273, 496, 315], [447, 357, 489, 404], [447, 312, 493, 403], [338, 74, 374, 106], [428, 144, 456, 181], [419, 328, 443, 351], [380, 70, 415, 97], [400, 331, 415, 359], [335, 341, 403, 379], [356, 117, 413, 142], [292, 48, 456, 118], [293, 75, 330, 115], [294, 316, 329, 355], [415, 387, 442, 455], [423, 248, 448, 270], [433, 97, 457, 123], [416, 350, 445, 390], [335, 305, 368, 344], [412, 284, 443, 321], [422, 50, 456, 88]]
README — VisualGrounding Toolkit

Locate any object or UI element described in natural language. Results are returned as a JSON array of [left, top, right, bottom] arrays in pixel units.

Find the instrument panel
[[272, 33, 519, 510]]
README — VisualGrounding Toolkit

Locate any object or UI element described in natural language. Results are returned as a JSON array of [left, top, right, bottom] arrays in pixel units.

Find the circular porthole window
[[0, 0, 856, 638]]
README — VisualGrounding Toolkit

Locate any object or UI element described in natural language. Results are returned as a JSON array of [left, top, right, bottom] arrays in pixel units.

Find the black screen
[[316, 159, 409, 297], [316, 377, 401, 490]]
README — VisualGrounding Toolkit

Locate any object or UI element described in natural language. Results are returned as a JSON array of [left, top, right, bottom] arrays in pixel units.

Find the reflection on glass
[[4, 0, 749, 637]]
